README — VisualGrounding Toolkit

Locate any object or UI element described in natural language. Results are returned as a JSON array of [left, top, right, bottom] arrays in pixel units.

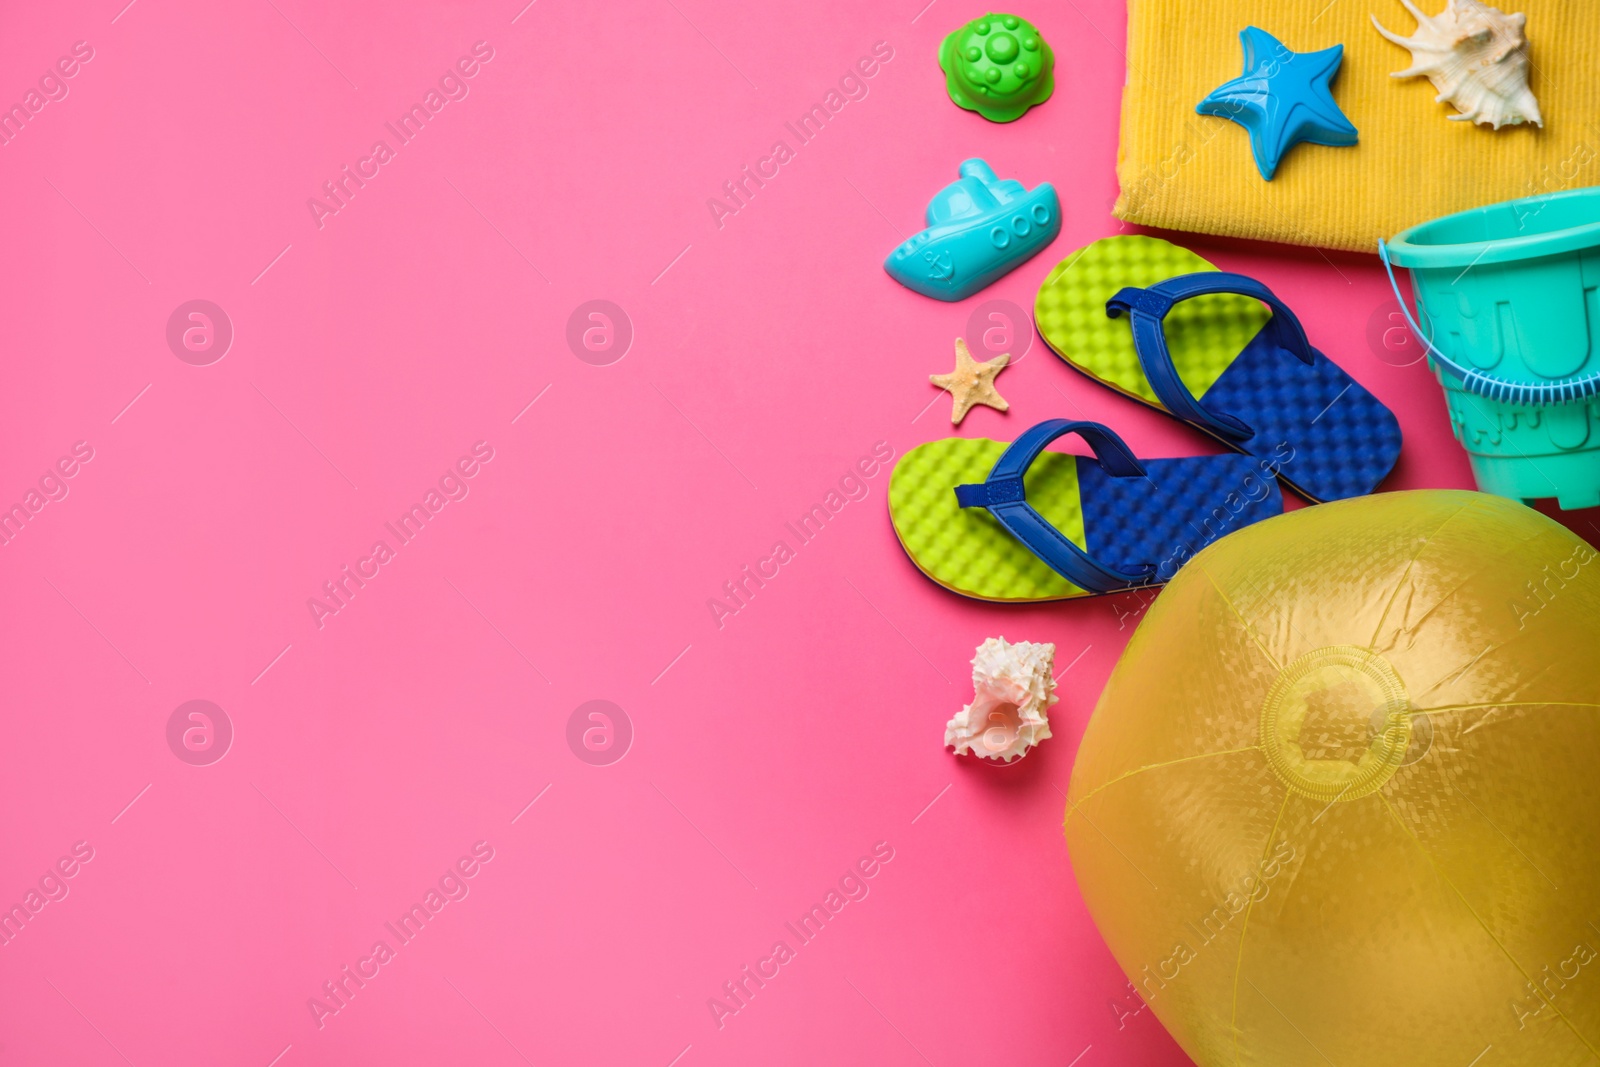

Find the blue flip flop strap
[[1106, 272, 1316, 444], [953, 419, 1159, 594]]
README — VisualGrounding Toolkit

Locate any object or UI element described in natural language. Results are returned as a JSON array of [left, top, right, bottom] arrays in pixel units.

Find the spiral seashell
[[1371, 0, 1542, 129], [945, 637, 1058, 762]]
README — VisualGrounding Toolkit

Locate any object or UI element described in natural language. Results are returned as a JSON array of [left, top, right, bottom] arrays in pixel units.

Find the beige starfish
[[930, 338, 1009, 424]]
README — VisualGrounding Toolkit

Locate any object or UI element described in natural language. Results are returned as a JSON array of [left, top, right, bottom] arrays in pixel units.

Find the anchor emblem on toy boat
[[884, 158, 1061, 302]]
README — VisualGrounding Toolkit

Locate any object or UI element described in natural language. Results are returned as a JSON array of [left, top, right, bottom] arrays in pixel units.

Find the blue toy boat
[[884, 158, 1061, 302]]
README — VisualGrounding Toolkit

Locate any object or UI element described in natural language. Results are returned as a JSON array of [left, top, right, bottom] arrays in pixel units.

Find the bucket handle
[[1378, 239, 1600, 407]]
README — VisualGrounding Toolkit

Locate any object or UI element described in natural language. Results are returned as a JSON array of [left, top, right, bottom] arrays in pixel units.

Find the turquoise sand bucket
[[1380, 186, 1600, 510]]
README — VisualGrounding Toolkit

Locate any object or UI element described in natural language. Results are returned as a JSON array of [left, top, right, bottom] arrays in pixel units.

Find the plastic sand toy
[[1197, 27, 1358, 181], [938, 13, 1054, 122], [885, 158, 1060, 302], [1381, 186, 1600, 509]]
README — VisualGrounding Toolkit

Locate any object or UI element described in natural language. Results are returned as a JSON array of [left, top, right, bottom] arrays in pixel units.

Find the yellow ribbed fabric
[[1113, 0, 1600, 252]]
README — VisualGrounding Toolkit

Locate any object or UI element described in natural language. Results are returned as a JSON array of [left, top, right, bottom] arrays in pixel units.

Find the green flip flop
[[1034, 235, 1403, 502], [888, 419, 1284, 602], [1035, 234, 1270, 409]]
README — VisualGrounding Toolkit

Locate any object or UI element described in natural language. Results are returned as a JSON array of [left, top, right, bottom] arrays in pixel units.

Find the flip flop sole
[[888, 436, 1282, 602], [1035, 235, 1270, 407], [1035, 235, 1403, 503]]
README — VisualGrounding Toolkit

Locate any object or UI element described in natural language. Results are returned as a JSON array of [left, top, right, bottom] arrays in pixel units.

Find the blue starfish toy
[[1197, 27, 1358, 181]]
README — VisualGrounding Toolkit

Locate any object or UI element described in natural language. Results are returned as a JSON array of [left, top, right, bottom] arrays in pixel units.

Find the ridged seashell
[[945, 637, 1057, 762], [1371, 0, 1541, 129]]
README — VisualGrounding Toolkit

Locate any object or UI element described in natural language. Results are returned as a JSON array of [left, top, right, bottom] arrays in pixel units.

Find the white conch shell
[[1371, 0, 1541, 129], [945, 637, 1057, 763]]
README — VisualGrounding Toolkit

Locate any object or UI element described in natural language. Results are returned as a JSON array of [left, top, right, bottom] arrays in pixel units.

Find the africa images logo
[[306, 442, 495, 629], [705, 41, 895, 230], [305, 42, 496, 229], [706, 441, 893, 629], [0, 40, 94, 148], [0, 841, 95, 949], [307, 841, 495, 1029], [0, 441, 95, 548], [706, 841, 895, 1029]]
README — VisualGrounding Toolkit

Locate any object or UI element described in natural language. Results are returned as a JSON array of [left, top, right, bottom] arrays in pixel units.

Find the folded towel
[[1114, 0, 1600, 252]]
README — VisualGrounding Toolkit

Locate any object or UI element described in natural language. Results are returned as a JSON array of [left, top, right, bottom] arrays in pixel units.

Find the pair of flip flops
[[889, 235, 1402, 602]]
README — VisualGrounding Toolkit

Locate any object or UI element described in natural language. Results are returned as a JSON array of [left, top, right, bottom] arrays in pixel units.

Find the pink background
[[2, 1, 1589, 1065]]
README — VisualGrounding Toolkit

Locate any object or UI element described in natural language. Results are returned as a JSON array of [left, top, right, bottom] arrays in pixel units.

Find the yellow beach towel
[[1114, 0, 1600, 252]]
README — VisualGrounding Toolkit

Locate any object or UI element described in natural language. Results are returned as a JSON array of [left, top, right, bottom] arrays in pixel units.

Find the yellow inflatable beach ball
[[1065, 490, 1600, 1067]]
